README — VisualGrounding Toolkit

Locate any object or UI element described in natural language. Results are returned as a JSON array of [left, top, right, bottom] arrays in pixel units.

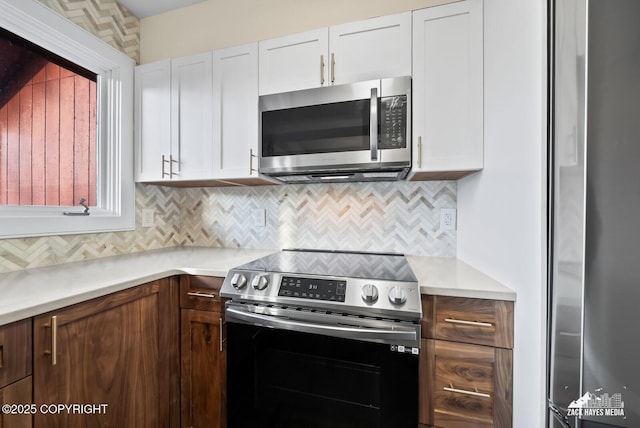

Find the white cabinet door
[[212, 43, 259, 179], [259, 28, 329, 95], [410, 0, 483, 179], [329, 12, 411, 85], [134, 60, 171, 182], [171, 52, 214, 180]]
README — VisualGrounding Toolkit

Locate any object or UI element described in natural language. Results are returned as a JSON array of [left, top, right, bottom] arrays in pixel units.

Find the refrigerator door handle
[[548, 399, 572, 428]]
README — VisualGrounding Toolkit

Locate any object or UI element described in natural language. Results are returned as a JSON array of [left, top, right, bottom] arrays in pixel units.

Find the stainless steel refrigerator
[[548, 0, 640, 427]]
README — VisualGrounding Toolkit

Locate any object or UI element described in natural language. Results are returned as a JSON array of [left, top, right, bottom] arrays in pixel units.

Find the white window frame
[[0, 0, 135, 238]]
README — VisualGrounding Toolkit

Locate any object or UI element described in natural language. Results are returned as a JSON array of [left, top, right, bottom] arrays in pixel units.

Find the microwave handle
[[370, 87, 378, 161]]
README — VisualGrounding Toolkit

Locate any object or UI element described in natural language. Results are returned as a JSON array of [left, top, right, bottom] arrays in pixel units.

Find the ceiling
[[117, 0, 206, 18]]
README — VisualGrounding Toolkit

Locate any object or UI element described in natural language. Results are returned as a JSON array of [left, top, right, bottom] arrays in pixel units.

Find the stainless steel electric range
[[221, 249, 422, 428]]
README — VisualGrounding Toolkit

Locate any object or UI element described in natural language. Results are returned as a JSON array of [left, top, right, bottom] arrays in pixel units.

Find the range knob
[[388, 286, 407, 305], [230, 273, 247, 289], [251, 275, 269, 290], [361, 283, 379, 304]]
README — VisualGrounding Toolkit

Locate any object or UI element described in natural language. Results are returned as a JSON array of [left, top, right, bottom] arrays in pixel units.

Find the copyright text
[[1, 403, 108, 415]]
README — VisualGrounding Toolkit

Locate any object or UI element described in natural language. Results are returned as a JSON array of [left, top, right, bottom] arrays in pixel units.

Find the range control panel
[[220, 270, 422, 321], [278, 276, 346, 302]]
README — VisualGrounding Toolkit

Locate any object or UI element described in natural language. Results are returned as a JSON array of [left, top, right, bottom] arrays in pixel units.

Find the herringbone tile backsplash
[[181, 182, 456, 257], [0, 185, 183, 272], [37, 0, 140, 63], [0, 181, 456, 272]]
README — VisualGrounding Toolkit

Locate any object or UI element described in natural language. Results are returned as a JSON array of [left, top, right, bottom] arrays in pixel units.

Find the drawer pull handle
[[444, 318, 493, 328], [444, 383, 490, 399], [187, 292, 216, 299]]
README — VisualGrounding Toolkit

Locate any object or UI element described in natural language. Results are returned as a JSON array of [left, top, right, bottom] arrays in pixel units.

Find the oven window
[[262, 99, 372, 157], [227, 323, 418, 428]]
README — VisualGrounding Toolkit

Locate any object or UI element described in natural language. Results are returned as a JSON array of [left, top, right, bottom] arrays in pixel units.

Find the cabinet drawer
[[422, 295, 513, 348], [0, 376, 32, 428], [433, 340, 493, 427], [0, 319, 32, 389], [420, 339, 512, 428], [180, 275, 224, 312]]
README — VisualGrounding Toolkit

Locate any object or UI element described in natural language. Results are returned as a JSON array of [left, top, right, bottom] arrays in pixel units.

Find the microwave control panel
[[380, 95, 407, 149]]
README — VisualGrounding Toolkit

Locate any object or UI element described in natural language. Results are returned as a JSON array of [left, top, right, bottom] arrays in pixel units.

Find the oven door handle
[[226, 306, 418, 345]]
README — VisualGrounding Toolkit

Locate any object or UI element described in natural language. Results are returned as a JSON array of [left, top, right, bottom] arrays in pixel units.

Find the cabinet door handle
[[331, 52, 335, 83], [169, 154, 178, 177], [162, 154, 177, 178], [320, 54, 325, 85], [0, 345, 3, 368], [249, 148, 257, 175], [444, 318, 493, 328], [162, 155, 168, 178], [51, 315, 57, 366], [444, 383, 490, 399], [219, 318, 225, 352], [43, 316, 58, 365], [187, 292, 216, 299], [418, 137, 423, 169]]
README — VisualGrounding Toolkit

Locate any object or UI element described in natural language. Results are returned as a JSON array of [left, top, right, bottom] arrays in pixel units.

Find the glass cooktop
[[235, 249, 417, 283]]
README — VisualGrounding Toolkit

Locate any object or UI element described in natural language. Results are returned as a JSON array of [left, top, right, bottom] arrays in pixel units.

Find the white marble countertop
[[0, 247, 275, 326], [0, 247, 515, 326], [407, 256, 517, 301]]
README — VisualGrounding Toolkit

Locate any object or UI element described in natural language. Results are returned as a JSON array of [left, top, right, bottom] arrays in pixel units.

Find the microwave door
[[260, 95, 381, 173]]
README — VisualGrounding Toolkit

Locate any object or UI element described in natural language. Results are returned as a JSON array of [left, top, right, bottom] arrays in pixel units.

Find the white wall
[[457, 0, 547, 427]]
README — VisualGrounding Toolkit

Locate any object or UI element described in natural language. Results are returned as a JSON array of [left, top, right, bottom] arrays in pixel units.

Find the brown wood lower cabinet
[[0, 318, 33, 428], [179, 275, 226, 428], [180, 309, 225, 428], [420, 339, 513, 428], [0, 376, 33, 428], [419, 295, 514, 428], [0, 319, 32, 389], [33, 278, 180, 428]]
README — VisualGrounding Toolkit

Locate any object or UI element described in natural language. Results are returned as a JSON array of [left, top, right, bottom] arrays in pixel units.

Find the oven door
[[227, 321, 418, 428], [259, 76, 411, 176]]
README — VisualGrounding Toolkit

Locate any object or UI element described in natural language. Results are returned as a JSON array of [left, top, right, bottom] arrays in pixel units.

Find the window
[[0, 0, 134, 238], [0, 27, 98, 207]]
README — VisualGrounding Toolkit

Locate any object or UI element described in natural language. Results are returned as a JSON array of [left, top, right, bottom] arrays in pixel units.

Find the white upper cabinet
[[329, 12, 411, 85], [259, 29, 329, 95], [134, 6, 485, 185], [135, 53, 213, 182], [409, 0, 484, 180], [171, 52, 214, 180], [135, 60, 171, 182], [258, 13, 411, 95], [213, 43, 259, 179]]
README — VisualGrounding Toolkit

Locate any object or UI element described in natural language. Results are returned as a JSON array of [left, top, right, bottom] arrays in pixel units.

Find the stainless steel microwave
[[258, 76, 411, 183]]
